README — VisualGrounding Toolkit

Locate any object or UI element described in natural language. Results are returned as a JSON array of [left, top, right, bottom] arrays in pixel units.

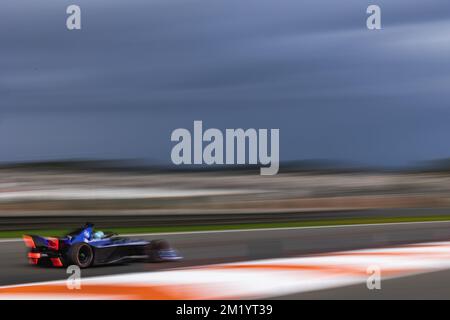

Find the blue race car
[[22, 223, 182, 268]]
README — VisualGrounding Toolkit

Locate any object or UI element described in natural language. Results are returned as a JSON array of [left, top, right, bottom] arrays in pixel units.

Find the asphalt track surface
[[276, 269, 450, 299], [3, 221, 450, 298]]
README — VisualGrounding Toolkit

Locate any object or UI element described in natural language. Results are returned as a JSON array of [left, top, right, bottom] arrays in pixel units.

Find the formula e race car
[[22, 223, 182, 268]]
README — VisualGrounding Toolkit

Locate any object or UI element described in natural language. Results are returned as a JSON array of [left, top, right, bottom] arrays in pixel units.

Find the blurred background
[[2, 160, 450, 231]]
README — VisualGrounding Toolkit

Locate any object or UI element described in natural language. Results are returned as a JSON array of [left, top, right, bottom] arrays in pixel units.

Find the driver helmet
[[93, 231, 105, 240]]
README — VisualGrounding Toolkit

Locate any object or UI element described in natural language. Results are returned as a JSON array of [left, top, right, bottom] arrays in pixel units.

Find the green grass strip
[[2, 214, 450, 239]]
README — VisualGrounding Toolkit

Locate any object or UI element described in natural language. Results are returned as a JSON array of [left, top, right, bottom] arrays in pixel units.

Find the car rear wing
[[23, 235, 60, 251]]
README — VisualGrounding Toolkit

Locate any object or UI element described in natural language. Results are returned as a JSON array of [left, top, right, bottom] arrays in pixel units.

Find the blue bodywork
[[63, 224, 149, 247]]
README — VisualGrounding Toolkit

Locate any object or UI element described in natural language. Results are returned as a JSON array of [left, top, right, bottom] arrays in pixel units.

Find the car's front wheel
[[146, 239, 170, 262], [66, 243, 94, 268]]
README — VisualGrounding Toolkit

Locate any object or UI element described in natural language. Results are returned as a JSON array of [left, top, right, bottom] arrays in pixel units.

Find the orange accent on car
[[28, 252, 41, 259], [47, 237, 59, 251], [51, 258, 64, 267], [23, 235, 35, 248]]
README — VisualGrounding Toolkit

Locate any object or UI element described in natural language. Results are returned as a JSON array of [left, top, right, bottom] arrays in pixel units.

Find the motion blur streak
[[3, 241, 450, 299]]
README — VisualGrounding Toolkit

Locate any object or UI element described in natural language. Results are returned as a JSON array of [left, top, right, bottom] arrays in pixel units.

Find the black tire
[[146, 239, 170, 262], [66, 243, 94, 268]]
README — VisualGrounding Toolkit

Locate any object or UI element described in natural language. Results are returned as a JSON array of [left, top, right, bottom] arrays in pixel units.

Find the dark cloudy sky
[[1, 0, 450, 166]]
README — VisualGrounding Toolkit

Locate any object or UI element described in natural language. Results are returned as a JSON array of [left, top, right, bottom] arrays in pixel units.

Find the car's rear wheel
[[67, 243, 94, 268]]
